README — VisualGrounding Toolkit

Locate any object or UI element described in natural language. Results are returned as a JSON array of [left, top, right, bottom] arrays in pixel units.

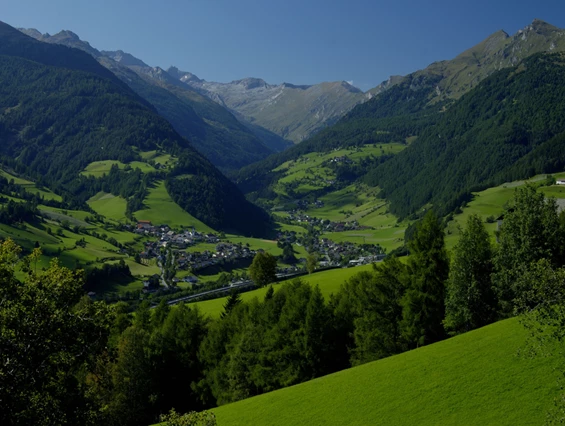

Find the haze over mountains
[[18, 27, 369, 162], [167, 67, 368, 143]]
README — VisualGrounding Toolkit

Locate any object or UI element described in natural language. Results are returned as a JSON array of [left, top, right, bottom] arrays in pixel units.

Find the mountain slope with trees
[[371, 52, 565, 218], [0, 21, 270, 236], [18, 26, 285, 171]]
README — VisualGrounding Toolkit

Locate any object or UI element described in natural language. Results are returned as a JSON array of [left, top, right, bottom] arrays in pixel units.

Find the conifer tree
[[401, 211, 449, 347], [221, 290, 243, 319], [493, 185, 563, 314]]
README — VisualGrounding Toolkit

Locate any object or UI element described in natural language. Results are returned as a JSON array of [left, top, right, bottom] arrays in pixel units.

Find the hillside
[[372, 51, 565, 218], [18, 27, 284, 171], [211, 318, 560, 425], [234, 72, 440, 202], [0, 21, 270, 236], [238, 50, 565, 224]]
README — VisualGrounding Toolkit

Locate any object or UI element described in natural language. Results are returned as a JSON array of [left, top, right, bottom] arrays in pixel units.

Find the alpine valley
[[4, 15, 565, 426]]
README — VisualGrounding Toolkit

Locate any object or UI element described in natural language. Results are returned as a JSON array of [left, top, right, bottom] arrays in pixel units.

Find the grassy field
[[300, 184, 409, 253], [88, 192, 128, 222], [80, 160, 126, 178], [191, 264, 375, 318], [134, 180, 214, 232], [80, 159, 156, 178], [445, 172, 565, 251], [212, 317, 561, 425], [0, 167, 62, 202], [272, 145, 405, 197], [0, 168, 34, 185]]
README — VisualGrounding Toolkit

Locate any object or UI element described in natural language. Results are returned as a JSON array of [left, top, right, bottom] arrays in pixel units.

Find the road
[[162, 280, 256, 307]]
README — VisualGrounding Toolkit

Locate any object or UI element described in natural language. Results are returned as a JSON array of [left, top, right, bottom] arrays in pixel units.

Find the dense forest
[[371, 52, 565, 218], [3, 185, 564, 425], [0, 22, 270, 236]]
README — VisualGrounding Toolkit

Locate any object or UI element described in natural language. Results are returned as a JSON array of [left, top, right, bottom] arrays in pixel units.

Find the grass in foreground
[[212, 318, 561, 425]]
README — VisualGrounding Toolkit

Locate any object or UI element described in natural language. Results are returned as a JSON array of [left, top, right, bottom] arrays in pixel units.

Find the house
[[137, 220, 152, 230]]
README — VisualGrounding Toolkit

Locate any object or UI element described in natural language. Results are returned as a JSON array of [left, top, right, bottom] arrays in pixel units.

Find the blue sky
[[3, 0, 565, 90]]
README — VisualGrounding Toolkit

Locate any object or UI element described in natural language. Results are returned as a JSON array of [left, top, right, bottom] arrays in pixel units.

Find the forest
[[3, 185, 565, 425]]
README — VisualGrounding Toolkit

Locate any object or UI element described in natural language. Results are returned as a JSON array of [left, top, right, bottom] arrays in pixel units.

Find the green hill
[[0, 21, 270, 236], [211, 317, 561, 425]]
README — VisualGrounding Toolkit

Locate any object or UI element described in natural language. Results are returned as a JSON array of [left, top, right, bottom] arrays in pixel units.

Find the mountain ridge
[[18, 26, 285, 170]]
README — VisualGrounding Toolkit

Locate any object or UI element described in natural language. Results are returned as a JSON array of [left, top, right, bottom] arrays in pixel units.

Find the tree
[[280, 242, 297, 264], [160, 408, 216, 426], [221, 290, 243, 319], [0, 240, 111, 425], [493, 185, 563, 314], [249, 252, 277, 287], [401, 211, 449, 347], [306, 253, 318, 274], [348, 257, 407, 365], [445, 214, 497, 334], [264, 285, 274, 301]]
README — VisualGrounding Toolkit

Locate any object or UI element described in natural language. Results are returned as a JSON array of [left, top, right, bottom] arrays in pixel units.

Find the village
[[129, 219, 386, 291]]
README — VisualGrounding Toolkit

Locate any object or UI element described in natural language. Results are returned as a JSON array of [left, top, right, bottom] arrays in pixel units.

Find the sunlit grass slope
[[212, 318, 561, 425], [192, 265, 375, 318], [134, 180, 214, 231]]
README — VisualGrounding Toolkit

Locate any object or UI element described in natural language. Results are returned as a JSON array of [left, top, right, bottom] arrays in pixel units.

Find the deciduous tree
[[249, 252, 277, 287], [445, 214, 496, 334]]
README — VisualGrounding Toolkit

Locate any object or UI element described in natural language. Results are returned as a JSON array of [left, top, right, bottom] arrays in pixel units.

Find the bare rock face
[[100, 50, 148, 67]]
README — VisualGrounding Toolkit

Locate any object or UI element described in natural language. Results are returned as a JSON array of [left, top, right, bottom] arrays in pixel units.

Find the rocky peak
[[52, 30, 80, 41], [100, 50, 148, 67], [17, 28, 43, 39], [232, 77, 269, 90]]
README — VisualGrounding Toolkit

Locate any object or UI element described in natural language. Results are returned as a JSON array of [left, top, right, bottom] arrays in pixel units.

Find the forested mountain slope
[[0, 21, 270, 235], [237, 50, 565, 224], [372, 52, 565, 218], [18, 27, 283, 170]]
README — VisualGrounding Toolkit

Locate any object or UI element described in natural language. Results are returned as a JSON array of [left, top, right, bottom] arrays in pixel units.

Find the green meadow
[[134, 180, 214, 231], [191, 264, 375, 318], [445, 172, 565, 251], [273, 145, 405, 197], [88, 192, 128, 222], [80, 159, 156, 178], [212, 317, 561, 426]]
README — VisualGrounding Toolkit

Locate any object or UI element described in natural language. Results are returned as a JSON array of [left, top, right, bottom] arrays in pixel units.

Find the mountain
[[1, 21, 270, 235], [370, 51, 565, 218], [168, 68, 369, 143], [368, 19, 565, 102], [18, 28, 285, 170], [235, 19, 565, 216]]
